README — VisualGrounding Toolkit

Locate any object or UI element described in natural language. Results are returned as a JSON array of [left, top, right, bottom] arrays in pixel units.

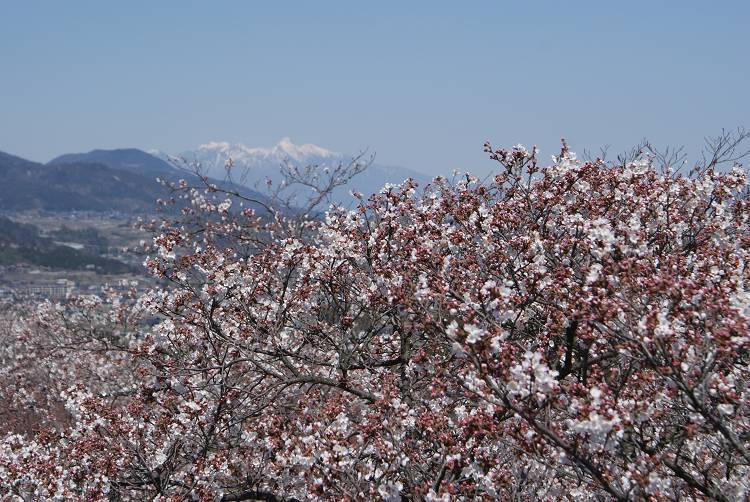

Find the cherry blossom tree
[[1, 134, 749, 501]]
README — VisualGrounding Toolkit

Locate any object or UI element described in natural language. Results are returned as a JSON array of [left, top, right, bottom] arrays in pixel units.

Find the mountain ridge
[[0, 152, 173, 213], [0, 139, 430, 214], [48, 148, 178, 177], [0, 148, 268, 214], [158, 138, 431, 206]]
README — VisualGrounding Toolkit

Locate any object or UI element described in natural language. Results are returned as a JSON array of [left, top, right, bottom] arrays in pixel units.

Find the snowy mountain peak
[[272, 137, 337, 161], [197, 141, 232, 152], [195, 138, 338, 163], [161, 139, 430, 206]]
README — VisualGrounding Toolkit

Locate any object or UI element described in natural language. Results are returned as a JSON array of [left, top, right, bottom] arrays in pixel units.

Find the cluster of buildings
[[0, 278, 76, 300], [0, 260, 154, 303]]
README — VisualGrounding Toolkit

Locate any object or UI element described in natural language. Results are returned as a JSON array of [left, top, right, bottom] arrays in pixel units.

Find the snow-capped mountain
[[170, 137, 338, 174], [153, 138, 431, 207]]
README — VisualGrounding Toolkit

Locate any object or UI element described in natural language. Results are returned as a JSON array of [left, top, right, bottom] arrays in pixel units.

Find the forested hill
[[0, 216, 132, 274], [0, 149, 269, 214], [0, 150, 170, 213], [48, 148, 178, 178]]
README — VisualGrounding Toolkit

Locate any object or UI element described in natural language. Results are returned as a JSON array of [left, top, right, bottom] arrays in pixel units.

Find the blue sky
[[1, 1, 748, 176]]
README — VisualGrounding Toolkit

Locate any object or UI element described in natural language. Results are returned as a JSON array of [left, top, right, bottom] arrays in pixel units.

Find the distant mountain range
[[0, 150, 174, 213], [0, 149, 266, 214], [153, 138, 431, 206], [49, 148, 177, 177], [0, 139, 430, 214]]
